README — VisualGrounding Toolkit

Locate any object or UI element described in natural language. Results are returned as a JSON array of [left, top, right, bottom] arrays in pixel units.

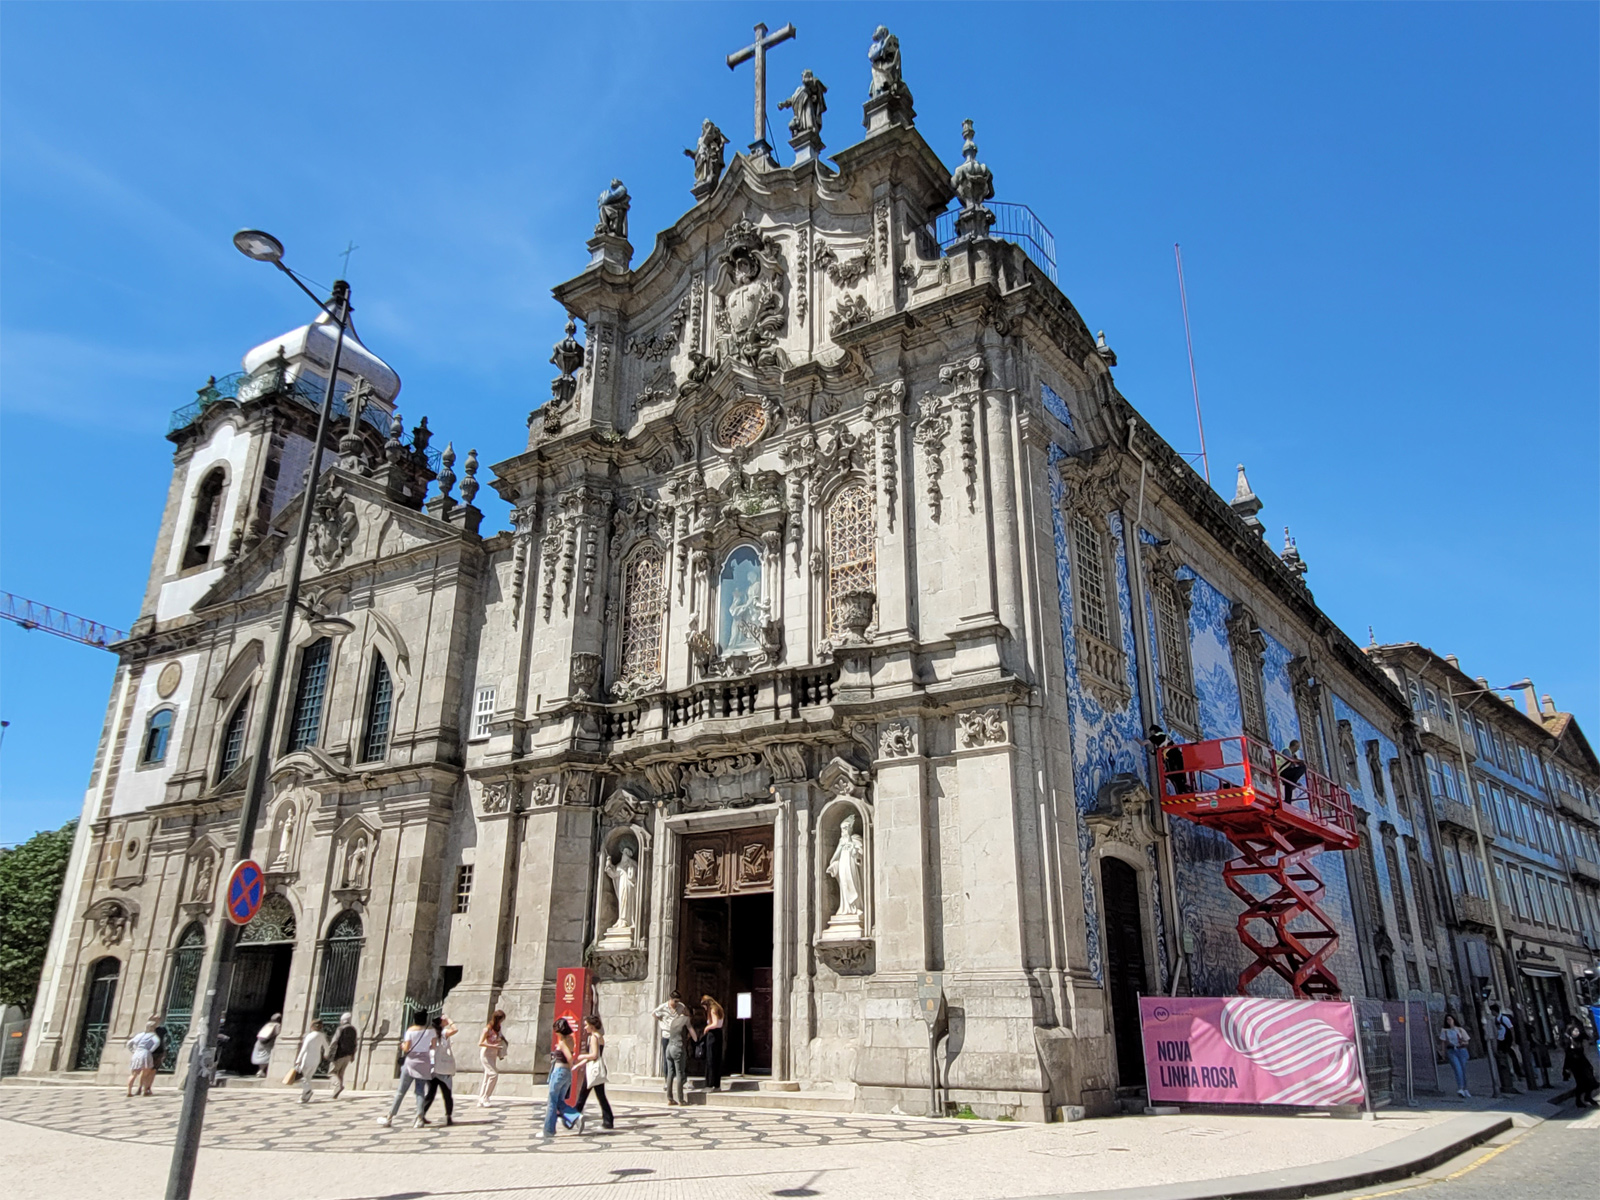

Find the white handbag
[[587, 1044, 608, 1086]]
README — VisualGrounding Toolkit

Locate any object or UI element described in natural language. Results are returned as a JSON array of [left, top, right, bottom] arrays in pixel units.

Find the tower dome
[[240, 305, 401, 406]]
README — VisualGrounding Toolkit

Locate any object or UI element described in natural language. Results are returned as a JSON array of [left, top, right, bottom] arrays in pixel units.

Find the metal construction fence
[[1354, 995, 1445, 1107]]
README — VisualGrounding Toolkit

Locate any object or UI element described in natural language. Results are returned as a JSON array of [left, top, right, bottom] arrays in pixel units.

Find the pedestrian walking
[[1561, 1018, 1598, 1108], [376, 1011, 435, 1128], [294, 1019, 330, 1104], [477, 1010, 507, 1107], [423, 1014, 458, 1126], [125, 1018, 161, 1097], [700, 995, 725, 1091], [541, 1018, 584, 1138], [1439, 1013, 1472, 1097], [651, 992, 696, 1105], [251, 1012, 282, 1078], [574, 1014, 614, 1130], [327, 1013, 358, 1098], [1489, 1003, 1522, 1093]]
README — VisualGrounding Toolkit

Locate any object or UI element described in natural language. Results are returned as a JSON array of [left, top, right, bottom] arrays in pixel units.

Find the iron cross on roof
[[726, 21, 796, 169]]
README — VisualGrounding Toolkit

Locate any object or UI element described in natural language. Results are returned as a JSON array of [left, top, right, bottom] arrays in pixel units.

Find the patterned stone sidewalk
[[0, 1083, 1452, 1200]]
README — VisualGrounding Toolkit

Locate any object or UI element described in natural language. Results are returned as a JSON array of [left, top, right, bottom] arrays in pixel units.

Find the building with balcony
[[28, 32, 1442, 1117], [1370, 644, 1600, 1053]]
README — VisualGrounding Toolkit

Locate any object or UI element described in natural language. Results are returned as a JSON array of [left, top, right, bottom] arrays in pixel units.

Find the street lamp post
[[165, 232, 353, 1200], [1445, 677, 1540, 1097]]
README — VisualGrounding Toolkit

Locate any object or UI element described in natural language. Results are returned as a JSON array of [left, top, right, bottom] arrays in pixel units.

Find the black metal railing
[[932, 201, 1058, 284]]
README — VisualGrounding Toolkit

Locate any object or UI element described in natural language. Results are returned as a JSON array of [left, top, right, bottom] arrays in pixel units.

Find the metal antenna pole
[[1174, 243, 1211, 485], [165, 280, 351, 1200]]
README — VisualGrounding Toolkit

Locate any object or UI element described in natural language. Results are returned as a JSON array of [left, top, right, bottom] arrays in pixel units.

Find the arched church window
[[617, 547, 666, 685], [181, 468, 228, 570], [717, 401, 767, 448], [718, 545, 764, 653], [360, 653, 393, 763], [217, 692, 249, 781], [286, 638, 332, 753], [824, 484, 876, 637], [141, 708, 175, 765]]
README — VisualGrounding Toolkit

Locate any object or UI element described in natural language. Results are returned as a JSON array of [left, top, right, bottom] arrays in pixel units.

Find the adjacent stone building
[[1369, 644, 1600, 1054], [26, 30, 1452, 1118]]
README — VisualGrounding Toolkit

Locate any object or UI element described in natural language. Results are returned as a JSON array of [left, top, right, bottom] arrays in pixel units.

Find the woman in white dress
[[251, 1012, 282, 1077], [125, 1018, 161, 1097], [294, 1019, 331, 1104]]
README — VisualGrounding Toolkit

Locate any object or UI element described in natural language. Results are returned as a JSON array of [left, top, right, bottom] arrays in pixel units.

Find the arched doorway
[[74, 958, 120, 1071], [316, 910, 364, 1029], [159, 923, 207, 1072], [1101, 857, 1149, 1088], [220, 894, 296, 1075]]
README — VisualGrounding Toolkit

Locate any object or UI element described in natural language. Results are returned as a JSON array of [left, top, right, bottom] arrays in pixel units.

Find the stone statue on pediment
[[684, 120, 727, 195], [779, 71, 827, 138]]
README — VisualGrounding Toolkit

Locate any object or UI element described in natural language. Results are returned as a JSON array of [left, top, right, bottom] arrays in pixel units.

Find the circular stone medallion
[[156, 661, 183, 699]]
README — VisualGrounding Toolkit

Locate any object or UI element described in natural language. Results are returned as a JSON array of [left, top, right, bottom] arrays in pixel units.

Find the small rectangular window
[[471, 686, 496, 741], [454, 864, 473, 914]]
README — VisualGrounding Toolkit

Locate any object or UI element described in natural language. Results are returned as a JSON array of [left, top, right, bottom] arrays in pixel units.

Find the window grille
[[218, 693, 249, 780], [1070, 514, 1111, 643], [286, 638, 332, 752], [617, 550, 667, 683], [142, 709, 174, 765], [454, 865, 473, 914], [717, 401, 768, 448], [1234, 647, 1268, 743], [824, 485, 876, 636], [471, 685, 496, 741], [362, 655, 393, 762]]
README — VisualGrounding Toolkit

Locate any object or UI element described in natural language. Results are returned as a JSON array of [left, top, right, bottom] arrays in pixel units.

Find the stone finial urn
[[835, 590, 876, 641]]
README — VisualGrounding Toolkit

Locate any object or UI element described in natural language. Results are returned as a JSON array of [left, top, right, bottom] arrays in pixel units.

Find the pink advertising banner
[[1141, 996, 1365, 1107]]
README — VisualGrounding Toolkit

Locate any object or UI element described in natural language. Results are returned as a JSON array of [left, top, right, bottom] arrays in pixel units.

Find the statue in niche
[[270, 804, 297, 869], [825, 815, 865, 936], [595, 178, 630, 239], [867, 26, 903, 98], [601, 843, 639, 945], [342, 836, 369, 889], [718, 545, 765, 653], [778, 70, 827, 138], [683, 120, 728, 191], [190, 855, 215, 902]]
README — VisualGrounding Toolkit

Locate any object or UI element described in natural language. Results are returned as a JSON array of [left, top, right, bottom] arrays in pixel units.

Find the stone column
[[444, 779, 521, 1034]]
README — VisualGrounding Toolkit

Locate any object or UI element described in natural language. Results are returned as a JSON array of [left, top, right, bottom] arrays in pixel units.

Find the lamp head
[[233, 229, 285, 263]]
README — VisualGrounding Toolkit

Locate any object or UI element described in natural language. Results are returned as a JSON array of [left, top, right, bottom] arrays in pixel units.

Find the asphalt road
[[1332, 1105, 1599, 1200]]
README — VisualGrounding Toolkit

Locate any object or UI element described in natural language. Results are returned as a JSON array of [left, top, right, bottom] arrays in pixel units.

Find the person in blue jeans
[[541, 1018, 584, 1138], [377, 1011, 435, 1128], [1439, 1013, 1472, 1097]]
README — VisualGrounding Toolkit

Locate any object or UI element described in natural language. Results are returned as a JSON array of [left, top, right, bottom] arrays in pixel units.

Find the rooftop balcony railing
[[591, 666, 841, 747], [931, 201, 1058, 285]]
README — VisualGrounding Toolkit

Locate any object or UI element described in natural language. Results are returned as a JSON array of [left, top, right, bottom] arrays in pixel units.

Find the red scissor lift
[[1156, 736, 1359, 999]]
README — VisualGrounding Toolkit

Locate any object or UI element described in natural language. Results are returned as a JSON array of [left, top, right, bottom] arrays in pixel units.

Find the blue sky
[[1, 2, 1595, 841]]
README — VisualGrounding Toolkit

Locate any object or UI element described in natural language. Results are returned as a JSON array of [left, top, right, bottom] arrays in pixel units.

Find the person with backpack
[[376, 1011, 435, 1128], [327, 1013, 358, 1098], [1490, 1003, 1521, 1093]]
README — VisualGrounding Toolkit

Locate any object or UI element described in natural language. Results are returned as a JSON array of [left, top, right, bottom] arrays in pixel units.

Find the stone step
[[601, 1082, 855, 1114]]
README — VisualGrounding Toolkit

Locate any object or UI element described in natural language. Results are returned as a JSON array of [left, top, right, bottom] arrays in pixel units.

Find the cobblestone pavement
[[1329, 1103, 1599, 1200], [0, 1084, 1004, 1155]]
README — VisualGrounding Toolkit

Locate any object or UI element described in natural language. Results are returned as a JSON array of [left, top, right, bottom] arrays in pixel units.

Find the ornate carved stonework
[[713, 219, 788, 367], [570, 652, 601, 701], [912, 393, 950, 521], [91, 901, 130, 947], [309, 480, 358, 572], [829, 293, 872, 337], [529, 776, 561, 808], [815, 938, 875, 975], [626, 295, 690, 360], [481, 780, 512, 814], [957, 707, 1008, 748], [878, 721, 918, 759], [587, 946, 648, 981]]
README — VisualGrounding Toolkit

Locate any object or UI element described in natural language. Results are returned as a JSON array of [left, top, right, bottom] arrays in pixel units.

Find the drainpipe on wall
[[1123, 420, 1187, 995]]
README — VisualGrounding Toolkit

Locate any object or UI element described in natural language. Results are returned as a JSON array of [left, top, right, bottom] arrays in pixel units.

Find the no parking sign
[[225, 860, 265, 925]]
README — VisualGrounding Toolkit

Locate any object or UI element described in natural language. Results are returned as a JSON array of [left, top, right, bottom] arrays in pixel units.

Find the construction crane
[[0, 592, 126, 650]]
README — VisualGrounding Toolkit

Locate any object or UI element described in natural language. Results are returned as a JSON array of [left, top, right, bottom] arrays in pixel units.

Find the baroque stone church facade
[[25, 30, 1452, 1118]]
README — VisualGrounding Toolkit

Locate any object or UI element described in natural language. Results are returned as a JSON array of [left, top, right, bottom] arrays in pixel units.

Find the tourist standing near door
[[651, 993, 695, 1105], [125, 1019, 161, 1097], [700, 995, 725, 1091]]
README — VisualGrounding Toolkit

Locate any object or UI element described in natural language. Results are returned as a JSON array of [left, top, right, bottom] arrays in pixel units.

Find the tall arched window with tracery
[[825, 484, 876, 636], [617, 547, 666, 687]]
